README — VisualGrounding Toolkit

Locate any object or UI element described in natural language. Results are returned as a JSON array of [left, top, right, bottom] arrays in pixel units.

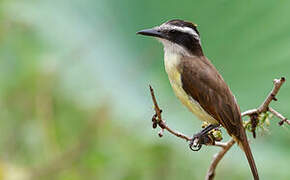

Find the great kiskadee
[[137, 19, 259, 180]]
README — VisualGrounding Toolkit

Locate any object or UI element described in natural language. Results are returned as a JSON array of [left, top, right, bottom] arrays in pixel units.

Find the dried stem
[[205, 139, 235, 180], [149, 77, 288, 180], [150, 85, 192, 141], [149, 85, 223, 145], [257, 77, 285, 113], [268, 107, 290, 125]]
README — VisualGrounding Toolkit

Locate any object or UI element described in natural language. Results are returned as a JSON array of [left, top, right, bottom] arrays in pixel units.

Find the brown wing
[[180, 56, 243, 139]]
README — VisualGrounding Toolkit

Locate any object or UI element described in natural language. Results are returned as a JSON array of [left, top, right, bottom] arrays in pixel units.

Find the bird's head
[[137, 19, 203, 56]]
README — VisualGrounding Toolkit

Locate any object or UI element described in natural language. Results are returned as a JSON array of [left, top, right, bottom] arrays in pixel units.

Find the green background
[[0, 0, 290, 179]]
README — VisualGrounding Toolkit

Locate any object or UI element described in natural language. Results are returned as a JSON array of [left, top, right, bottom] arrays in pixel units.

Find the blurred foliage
[[0, 0, 290, 180]]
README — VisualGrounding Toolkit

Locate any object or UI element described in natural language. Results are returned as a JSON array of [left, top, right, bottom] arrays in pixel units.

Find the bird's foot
[[189, 133, 203, 151], [189, 124, 220, 151]]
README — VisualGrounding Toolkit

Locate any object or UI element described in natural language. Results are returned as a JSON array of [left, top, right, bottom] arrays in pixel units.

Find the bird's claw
[[189, 136, 202, 151]]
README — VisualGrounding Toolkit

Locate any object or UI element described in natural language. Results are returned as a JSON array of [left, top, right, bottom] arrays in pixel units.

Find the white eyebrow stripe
[[160, 24, 200, 39]]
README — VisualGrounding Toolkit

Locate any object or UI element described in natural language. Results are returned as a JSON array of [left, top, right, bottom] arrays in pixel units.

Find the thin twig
[[205, 139, 235, 180], [268, 107, 290, 125], [241, 77, 286, 117], [257, 77, 286, 113], [213, 142, 228, 148], [149, 85, 192, 141], [149, 85, 223, 145], [162, 123, 192, 141], [149, 85, 162, 121], [241, 109, 257, 117]]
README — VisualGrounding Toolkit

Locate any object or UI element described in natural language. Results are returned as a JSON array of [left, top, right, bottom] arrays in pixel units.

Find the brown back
[[180, 56, 244, 140]]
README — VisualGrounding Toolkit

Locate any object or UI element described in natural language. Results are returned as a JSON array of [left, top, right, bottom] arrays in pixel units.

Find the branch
[[240, 77, 286, 117], [149, 85, 192, 141], [149, 77, 288, 180], [257, 77, 285, 113], [149, 85, 223, 146], [205, 139, 235, 180], [268, 107, 290, 125]]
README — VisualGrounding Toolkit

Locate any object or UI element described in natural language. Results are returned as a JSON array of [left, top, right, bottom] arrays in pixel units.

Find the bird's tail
[[234, 134, 259, 180]]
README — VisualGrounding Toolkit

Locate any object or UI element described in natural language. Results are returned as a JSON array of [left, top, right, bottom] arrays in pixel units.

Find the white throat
[[157, 38, 189, 77], [158, 38, 190, 57]]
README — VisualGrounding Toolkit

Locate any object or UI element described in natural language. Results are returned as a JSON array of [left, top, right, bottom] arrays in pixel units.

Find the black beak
[[136, 28, 164, 38]]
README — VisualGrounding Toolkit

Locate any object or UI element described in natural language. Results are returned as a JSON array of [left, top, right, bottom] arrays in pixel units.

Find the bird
[[137, 19, 259, 180]]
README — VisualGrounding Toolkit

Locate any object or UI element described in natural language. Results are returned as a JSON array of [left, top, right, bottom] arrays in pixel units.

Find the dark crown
[[165, 19, 200, 36]]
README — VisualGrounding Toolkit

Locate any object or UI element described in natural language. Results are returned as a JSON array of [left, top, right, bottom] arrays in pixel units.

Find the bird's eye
[[169, 29, 177, 33]]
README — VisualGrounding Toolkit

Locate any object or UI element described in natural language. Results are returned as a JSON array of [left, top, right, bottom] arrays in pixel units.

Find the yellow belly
[[164, 53, 218, 124]]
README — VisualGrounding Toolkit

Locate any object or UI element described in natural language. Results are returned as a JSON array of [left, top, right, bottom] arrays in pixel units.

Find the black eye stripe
[[167, 29, 197, 39], [162, 19, 203, 56], [163, 29, 177, 33], [166, 19, 200, 36], [164, 30, 201, 55]]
